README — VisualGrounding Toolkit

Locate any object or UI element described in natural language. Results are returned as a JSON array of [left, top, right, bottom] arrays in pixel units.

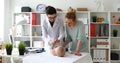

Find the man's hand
[[55, 39, 61, 46], [55, 39, 60, 43], [49, 39, 60, 46], [49, 40, 56, 45]]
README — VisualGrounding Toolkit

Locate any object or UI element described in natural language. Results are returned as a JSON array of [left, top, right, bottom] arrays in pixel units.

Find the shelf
[[22, 24, 30, 26], [90, 36, 109, 38], [111, 24, 120, 26], [90, 12, 110, 63], [111, 37, 120, 38], [90, 22, 109, 24], [111, 60, 120, 62], [32, 25, 41, 27], [32, 36, 43, 41], [14, 12, 31, 14], [111, 49, 120, 51], [91, 48, 109, 50], [14, 36, 30, 41], [57, 11, 89, 13], [110, 12, 120, 63], [76, 11, 89, 13], [14, 36, 30, 38], [32, 36, 42, 38], [14, 23, 31, 26], [93, 61, 109, 63], [110, 11, 120, 13], [32, 12, 45, 14], [90, 11, 108, 13]]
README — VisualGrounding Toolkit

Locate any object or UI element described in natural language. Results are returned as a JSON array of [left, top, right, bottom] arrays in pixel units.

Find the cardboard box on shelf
[[77, 8, 88, 11]]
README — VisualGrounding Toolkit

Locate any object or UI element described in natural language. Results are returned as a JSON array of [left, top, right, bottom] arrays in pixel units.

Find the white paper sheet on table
[[23, 52, 93, 63]]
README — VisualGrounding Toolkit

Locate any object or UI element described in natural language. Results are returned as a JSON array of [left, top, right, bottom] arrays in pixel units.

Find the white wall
[[4, 1, 12, 63], [11, 0, 120, 12], [0, 0, 4, 41], [4, 0, 12, 42], [11, 0, 96, 12]]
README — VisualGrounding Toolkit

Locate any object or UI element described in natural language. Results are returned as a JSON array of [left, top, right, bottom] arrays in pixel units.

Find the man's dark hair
[[46, 6, 56, 15]]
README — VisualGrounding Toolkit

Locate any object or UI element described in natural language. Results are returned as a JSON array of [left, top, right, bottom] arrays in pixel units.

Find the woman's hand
[[74, 51, 82, 56], [74, 41, 82, 56]]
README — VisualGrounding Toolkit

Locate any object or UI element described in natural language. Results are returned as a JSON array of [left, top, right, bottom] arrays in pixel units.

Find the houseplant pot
[[18, 42, 26, 55], [92, 16, 97, 22], [113, 29, 118, 37], [5, 42, 13, 55]]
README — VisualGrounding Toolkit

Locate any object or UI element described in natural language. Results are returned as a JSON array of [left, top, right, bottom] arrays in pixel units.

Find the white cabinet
[[89, 12, 110, 63], [110, 12, 120, 63], [89, 11, 120, 63], [12, 12, 45, 47]]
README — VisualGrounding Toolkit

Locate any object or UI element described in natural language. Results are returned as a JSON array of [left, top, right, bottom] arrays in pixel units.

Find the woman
[[63, 9, 88, 56], [41, 6, 65, 57]]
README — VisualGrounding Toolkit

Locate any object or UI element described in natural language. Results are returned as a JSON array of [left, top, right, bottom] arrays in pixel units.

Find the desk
[[1, 49, 93, 63], [23, 52, 93, 63]]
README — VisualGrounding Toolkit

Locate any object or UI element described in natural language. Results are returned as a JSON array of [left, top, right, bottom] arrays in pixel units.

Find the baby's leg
[[55, 46, 65, 57]]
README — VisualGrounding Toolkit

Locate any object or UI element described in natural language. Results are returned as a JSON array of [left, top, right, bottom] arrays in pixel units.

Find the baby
[[50, 40, 65, 57]]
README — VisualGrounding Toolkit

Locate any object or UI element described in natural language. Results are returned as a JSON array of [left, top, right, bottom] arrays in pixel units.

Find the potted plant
[[92, 16, 97, 22], [18, 42, 26, 55], [113, 29, 118, 37], [5, 42, 13, 55]]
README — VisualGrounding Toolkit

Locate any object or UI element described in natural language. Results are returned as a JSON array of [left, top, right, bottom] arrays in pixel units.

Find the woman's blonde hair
[[65, 8, 76, 21]]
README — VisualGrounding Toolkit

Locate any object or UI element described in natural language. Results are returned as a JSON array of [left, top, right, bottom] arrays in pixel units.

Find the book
[[96, 39, 109, 48], [93, 49, 97, 61], [90, 23, 95, 37], [32, 13, 36, 25], [36, 13, 40, 25]]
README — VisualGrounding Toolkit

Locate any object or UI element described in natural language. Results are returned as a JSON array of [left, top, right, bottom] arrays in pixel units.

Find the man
[[41, 6, 65, 57]]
